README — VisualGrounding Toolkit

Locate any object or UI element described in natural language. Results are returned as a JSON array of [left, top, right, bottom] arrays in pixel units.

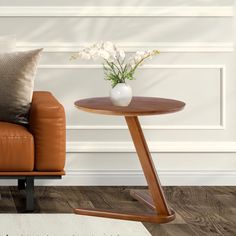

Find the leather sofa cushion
[[29, 92, 65, 171], [0, 122, 34, 171]]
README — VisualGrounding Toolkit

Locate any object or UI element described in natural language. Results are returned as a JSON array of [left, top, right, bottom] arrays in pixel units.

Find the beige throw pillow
[[0, 49, 42, 124]]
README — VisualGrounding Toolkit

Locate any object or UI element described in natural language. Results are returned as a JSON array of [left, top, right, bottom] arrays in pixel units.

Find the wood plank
[[163, 186, 236, 235], [0, 187, 17, 213], [1, 186, 235, 236]]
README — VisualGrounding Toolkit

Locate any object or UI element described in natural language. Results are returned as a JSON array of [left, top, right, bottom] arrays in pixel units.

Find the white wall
[[0, 0, 235, 186]]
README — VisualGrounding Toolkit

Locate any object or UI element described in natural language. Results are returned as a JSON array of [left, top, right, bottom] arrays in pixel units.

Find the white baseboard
[[52, 170, 236, 186], [0, 170, 236, 186], [0, 142, 235, 186], [33, 170, 236, 186]]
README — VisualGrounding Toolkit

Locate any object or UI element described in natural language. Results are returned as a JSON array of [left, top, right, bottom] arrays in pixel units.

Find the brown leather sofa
[[0, 91, 66, 211]]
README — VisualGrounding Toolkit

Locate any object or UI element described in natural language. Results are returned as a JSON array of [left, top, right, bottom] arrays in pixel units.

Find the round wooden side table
[[74, 97, 185, 223]]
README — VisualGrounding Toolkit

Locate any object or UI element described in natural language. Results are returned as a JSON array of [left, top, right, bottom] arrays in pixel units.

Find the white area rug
[[0, 214, 151, 236]]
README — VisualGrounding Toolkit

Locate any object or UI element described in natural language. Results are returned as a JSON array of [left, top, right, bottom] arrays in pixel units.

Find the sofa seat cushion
[[0, 122, 34, 171]]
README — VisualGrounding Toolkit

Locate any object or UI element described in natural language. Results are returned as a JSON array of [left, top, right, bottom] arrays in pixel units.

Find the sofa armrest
[[29, 91, 66, 171]]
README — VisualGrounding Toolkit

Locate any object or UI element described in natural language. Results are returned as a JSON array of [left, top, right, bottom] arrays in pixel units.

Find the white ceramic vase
[[109, 83, 132, 107]]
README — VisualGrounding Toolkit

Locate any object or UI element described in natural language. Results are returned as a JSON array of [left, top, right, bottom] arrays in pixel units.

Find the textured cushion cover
[[0, 49, 42, 124], [0, 122, 34, 171]]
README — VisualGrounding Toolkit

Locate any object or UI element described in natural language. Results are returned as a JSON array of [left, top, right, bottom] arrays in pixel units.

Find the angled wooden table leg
[[74, 116, 175, 223], [125, 116, 174, 217]]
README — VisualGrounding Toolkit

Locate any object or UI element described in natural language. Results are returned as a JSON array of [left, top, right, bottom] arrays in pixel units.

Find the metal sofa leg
[[25, 177, 34, 212], [18, 179, 26, 190]]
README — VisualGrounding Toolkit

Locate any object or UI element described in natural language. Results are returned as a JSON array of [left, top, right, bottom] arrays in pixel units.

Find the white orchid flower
[[89, 48, 99, 60], [98, 50, 111, 61], [71, 42, 160, 88], [96, 42, 103, 48], [118, 50, 125, 61], [103, 41, 116, 52], [79, 51, 92, 60], [133, 50, 152, 64], [134, 55, 142, 63], [136, 51, 146, 57]]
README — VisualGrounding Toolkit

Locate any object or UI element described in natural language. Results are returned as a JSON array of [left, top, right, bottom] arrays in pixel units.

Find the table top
[[74, 97, 185, 116]]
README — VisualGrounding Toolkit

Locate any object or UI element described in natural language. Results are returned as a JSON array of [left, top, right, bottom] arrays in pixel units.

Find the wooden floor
[[0, 186, 235, 235]]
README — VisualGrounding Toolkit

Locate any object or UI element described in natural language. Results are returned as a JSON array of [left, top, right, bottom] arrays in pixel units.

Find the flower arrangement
[[71, 41, 159, 88], [71, 42, 159, 106]]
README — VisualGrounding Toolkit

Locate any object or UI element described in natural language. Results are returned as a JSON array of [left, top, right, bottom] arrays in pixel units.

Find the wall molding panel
[[0, 6, 233, 17], [38, 64, 226, 130], [66, 125, 224, 131], [17, 42, 234, 53], [0, 2, 232, 186], [66, 141, 236, 153], [61, 141, 236, 186]]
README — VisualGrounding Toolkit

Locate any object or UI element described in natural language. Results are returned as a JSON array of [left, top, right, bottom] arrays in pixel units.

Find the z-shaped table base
[[75, 116, 175, 223]]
